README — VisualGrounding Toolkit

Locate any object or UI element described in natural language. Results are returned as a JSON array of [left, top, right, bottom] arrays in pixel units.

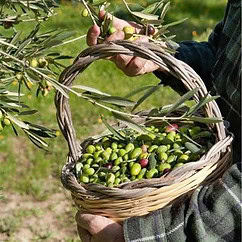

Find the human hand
[[75, 211, 125, 242], [86, 10, 161, 76]]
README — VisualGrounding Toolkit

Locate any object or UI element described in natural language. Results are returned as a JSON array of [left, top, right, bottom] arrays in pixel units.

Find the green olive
[[157, 145, 168, 154], [146, 168, 158, 179], [81, 8, 89, 17], [80, 174, 89, 183], [115, 171, 121, 178], [173, 149, 183, 156], [3, 118, 11, 126], [83, 164, 90, 170], [95, 144, 102, 151], [91, 164, 99, 169], [174, 163, 184, 168], [125, 143, 135, 153], [177, 154, 189, 163], [105, 147, 112, 154], [114, 178, 121, 186], [84, 168, 95, 176], [107, 182, 114, 188], [101, 151, 110, 160], [110, 152, 118, 161], [112, 166, 120, 173], [123, 153, 129, 161], [158, 152, 168, 161], [94, 157, 102, 164], [106, 173, 115, 184], [118, 149, 127, 157], [137, 168, 147, 180], [108, 27, 117, 35], [118, 143, 125, 148], [148, 145, 158, 153], [120, 167, 127, 174], [167, 155, 177, 163], [189, 126, 201, 137], [86, 158, 94, 165], [130, 147, 142, 159], [123, 26, 135, 39], [30, 58, 38, 68], [173, 143, 181, 149], [129, 161, 135, 169], [86, 145, 96, 154], [102, 140, 111, 149], [158, 163, 171, 172], [111, 142, 118, 150], [94, 150, 102, 159], [130, 163, 142, 176], [114, 157, 123, 166], [82, 153, 93, 161]]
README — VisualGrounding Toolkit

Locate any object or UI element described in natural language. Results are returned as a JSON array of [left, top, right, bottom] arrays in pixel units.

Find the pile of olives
[[75, 123, 215, 187]]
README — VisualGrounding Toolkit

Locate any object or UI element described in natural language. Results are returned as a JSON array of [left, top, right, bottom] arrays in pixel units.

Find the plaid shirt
[[123, 1, 241, 241]]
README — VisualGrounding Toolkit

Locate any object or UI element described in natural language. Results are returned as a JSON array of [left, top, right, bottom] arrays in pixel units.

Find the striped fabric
[[123, 1, 241, 241]]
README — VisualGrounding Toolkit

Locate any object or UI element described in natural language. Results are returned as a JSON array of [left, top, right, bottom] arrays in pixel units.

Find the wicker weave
[[55, 40, 233, 222]]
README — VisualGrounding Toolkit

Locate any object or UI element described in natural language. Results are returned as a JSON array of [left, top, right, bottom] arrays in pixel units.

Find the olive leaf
[[159, 1, 170, 21], [132, 84, 162, 112], [19, 110, 38, 115], [87, 95, 136, 107], [101, 116, 126, 141], [112, 112, 147, 134], [187, 94, 220, 116], [148, 153, 157, 169], [165, 87, 200, 116], [125, 85, 156, 98], [142, 1, 164, 15], [122, 0, 159, 22], [162, 18, 188, 28], [185, 142, 201, 154], [6, 113, 29, 129], [72, 85, 111, 96], [131, 12, 159, 20], [188, 116, 223, 124], [24, 130, 49, 150]]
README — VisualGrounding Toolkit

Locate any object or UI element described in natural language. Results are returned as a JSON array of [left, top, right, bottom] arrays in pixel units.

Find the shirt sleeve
[[123, 162, 241, 242]]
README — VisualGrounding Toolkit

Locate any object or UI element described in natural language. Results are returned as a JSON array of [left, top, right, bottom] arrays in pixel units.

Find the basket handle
[[55, 40, 225, 161]]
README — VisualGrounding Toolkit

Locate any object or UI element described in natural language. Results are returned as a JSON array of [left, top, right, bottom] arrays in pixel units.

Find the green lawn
[[0, 0, 226, 240]]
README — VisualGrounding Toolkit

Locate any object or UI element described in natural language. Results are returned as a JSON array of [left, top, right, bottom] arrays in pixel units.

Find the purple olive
[[139, 158, 149, 168], [104, 163, 113, 169], [165, 124, 179, 133]]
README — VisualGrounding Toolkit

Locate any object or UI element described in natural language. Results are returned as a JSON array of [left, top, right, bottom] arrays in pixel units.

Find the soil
[[0, 190, 79, 242]]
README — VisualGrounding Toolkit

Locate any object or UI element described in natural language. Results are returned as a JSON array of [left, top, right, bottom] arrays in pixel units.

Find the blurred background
[[0, 0, 226, 241]]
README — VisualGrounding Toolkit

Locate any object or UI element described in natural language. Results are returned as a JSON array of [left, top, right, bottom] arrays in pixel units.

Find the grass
[[0, 0, 226, 240]]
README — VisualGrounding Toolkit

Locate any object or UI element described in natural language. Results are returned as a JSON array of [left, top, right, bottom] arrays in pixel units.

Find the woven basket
[[55, 40, 233, 223]]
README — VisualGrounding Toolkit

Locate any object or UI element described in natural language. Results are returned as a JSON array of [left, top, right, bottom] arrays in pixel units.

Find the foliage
[[0, 0, 78, 149]]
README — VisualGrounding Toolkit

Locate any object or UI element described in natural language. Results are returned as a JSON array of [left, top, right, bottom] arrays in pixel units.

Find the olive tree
[[0, 0, 76, 149]]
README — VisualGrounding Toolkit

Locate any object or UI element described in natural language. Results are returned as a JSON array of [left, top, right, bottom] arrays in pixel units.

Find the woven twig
[[55, 40, 233, 222]]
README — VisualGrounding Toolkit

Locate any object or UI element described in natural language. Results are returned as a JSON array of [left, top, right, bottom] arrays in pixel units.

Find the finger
[[77, 225, 92, 242], [87, 25, 101, 46], [105, 30, 125, 42], [126, 57, 148, 76], [76, 212, 112, 235], [115, 54, 133, 70]]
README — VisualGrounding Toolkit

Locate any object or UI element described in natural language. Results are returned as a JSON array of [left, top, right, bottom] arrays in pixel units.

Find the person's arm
[[123, 162, 241, 241]]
